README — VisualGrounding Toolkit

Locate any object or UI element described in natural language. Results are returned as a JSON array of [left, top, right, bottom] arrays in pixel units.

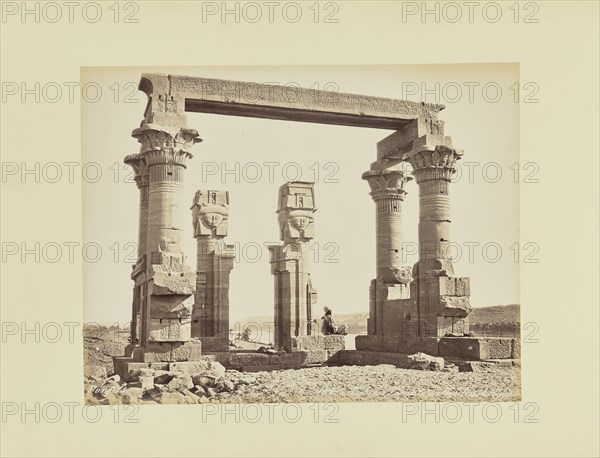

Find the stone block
[[150, 294, 193, 319], [300, 350, 328, 365], [339, 350, 373, 366], [142, 341, 202, 362], [355, 335, 375, 351], [455, 277, 470, 296], [270, 352, 304, 366], [292, 336, 324, 351], [512, 339, 521, 359], [147, 318, 192, 342], [437, 316, 466, 337], [398, 337, 440, 355], [437, 276, 456, 296], [199, 337, 230, 352], [148, 362, 170, 371], [438, 337, 482, 360], [151, 271, 196, 295], [386, 284, 410, 300], [236, 353, 270, 366], [338, 350, 409, 367], [438, 296, 471, 317], [326, 350, 341, 364], [439, 337, 516, 360], [323, 335, 346, 350], [169, 359, 212, 375], [486, 338, 513, 359], [291, 335, 347, 351], [406, 352, 445, 371], [242, 365, 290, 372], [381, 336, 399, 352]]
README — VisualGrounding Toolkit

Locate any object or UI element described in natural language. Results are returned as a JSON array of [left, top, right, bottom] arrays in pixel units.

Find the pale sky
[[82, 65, 520, 325]]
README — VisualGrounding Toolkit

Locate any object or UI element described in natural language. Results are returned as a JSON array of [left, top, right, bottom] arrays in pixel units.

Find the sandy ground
[[213, 364, 520, 403]]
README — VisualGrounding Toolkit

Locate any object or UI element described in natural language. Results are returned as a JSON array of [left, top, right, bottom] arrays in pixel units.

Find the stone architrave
[[402, 134, 472, 337], [191, 190, 235, 352], [362, 163, 413, 336], [268, 182, 318, 352]]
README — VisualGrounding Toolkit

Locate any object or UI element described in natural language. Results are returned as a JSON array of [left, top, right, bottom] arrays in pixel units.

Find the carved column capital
[[362, 167, 412, 201], [124, 153, 149, 189], [403, 135, 463, 183], [132, 124, 201, 167]]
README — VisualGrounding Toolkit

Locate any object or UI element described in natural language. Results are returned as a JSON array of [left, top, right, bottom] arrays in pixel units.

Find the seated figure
[[321, 306, 348, 335]]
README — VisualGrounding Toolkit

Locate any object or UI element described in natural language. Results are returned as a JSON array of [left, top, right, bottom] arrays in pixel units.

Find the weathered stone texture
[[438, 337, 517, 360], [292, 335, 345, 351]]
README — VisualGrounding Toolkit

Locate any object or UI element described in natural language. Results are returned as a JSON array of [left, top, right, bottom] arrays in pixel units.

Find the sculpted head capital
[[276, 182, 316, 242], [191, 190, 230, 238]]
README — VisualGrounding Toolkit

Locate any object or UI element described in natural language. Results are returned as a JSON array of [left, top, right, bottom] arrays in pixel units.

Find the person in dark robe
[[321, 307, 348, 335]]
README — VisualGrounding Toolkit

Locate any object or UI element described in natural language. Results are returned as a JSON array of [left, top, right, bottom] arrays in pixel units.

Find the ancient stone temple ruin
[[113, 73, 518, 378]]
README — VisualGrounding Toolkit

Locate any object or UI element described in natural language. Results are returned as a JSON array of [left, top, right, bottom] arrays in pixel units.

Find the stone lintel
[[139, 73, 445, 130], [402, 133, 459, 163], [376, 118, 444, 161]]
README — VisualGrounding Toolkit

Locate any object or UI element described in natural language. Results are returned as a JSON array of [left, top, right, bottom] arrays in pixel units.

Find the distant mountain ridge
[[233, 304, 520, 336]]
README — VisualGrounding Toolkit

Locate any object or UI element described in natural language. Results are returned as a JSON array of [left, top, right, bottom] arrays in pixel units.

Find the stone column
[[268, 182, 318, 352], [404, 135, 471, 337], [362, 165, 412, 336], [123, 153, 149, 347], [191, 190, 235, 352], [129, 124, 203, 362]]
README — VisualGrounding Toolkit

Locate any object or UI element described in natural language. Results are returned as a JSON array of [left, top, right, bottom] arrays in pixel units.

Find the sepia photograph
[[82, 65, 521, 405]]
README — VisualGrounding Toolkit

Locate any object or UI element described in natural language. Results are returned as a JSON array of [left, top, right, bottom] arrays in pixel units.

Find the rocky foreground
[[85, 358, 520, 405]]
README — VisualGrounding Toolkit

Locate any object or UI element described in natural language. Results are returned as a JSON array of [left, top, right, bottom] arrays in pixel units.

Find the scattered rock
[[84, 365, 107, 381], [458, 362, 496, 373], [209, 362, 226, 378], [106, 374, 121, 384], [149, 391, 188, 404], [154, 371, 175, 385], [204, 387, 217, 398], [126, 368, 154, 382], [166, 374, 194, 391], [98, 392, 120, 405], [192, 375, 216, 388], [406, 353, 445, 371], [120, 387, 144, 404]]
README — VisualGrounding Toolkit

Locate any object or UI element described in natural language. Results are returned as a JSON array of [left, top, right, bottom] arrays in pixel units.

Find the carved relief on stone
[[276, 182, 316, 242], [153, 94, 179, 114], [282, 242, 303, 261], [151, 251, 185, 272], [281, 210, 315, 241], [191, 190, 230, 238], [390, 265, 413, 284]]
